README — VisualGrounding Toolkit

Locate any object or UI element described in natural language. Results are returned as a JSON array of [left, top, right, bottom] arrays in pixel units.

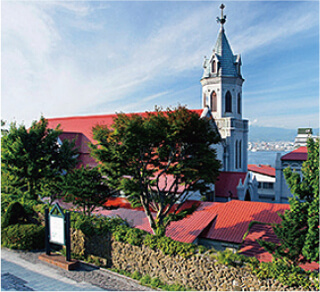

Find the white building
[[248, 164, 276, 202], [274, 146, 308, 203], [294, 128, 314, 147]]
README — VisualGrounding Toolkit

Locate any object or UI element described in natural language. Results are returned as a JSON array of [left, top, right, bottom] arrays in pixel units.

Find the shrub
[[131, 271, 142, 280], [1, 224, 45, 250], [2, 201, 28, 228], [140, 275, 152, 286]]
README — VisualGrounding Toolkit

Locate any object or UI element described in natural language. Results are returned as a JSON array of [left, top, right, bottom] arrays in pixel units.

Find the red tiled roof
[[239, 223, 278, 261], [215, 172, 247, 199], [248, 164, 275, 177], [95, 201, 217, 243], [199, 200, 289, 244], [239, 222, 319, 272], [47, 109, 204, 145], [281, 146, 308, 161]]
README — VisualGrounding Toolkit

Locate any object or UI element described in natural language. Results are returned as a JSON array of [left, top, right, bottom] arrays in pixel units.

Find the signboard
[[45, 203, 71, 261], [49, 215, 65, 245]]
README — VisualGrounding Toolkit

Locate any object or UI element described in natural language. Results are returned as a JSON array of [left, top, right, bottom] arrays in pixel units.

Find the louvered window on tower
[[237, 93, 241, 114], [225, 91, 232, 113], [212, 60, 216, 73]]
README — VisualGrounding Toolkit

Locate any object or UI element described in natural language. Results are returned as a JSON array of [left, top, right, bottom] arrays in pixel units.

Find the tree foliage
[[91, 106, 221, 235], [61, 166, 113, 216], [1, 117, 78, 201], [259, 139, 319, 264]]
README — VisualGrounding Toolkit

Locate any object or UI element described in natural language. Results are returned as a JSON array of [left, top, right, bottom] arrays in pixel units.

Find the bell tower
[[201, 4, 248, 172]]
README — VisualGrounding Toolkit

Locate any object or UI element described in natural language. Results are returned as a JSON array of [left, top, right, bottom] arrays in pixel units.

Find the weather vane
[[216, 4, 226, 26]]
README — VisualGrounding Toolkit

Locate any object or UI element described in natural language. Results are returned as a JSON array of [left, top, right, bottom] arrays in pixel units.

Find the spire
[[201, 4, 242, 79], [213, 4, 241, 77]]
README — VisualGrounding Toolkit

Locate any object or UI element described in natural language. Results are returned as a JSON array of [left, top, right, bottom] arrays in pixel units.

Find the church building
[[47, 4, 257, 202], [201, 4, 248, 173]]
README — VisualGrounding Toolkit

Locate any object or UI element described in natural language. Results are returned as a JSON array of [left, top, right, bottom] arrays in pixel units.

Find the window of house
[[211, 91, 217, 111], [225, 91, 232, 113], [203, 94, 206, 107], [262, 182, 274, 189]]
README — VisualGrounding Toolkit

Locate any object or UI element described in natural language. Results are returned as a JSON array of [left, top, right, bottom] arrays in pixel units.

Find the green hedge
[[1, 224, 45, 250]]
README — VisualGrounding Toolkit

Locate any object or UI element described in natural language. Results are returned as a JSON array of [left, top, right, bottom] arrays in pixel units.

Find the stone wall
[[70, 229, 112, 267], [111, 241, 292, 291], [71, 231, 304, 291]]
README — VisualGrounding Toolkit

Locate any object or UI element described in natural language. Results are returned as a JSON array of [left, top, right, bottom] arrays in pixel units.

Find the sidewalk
[[1, 248, 153, 291]]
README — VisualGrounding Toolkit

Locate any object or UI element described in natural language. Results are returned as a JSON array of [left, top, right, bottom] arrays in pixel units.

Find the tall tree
[[259, 139, 319, 264], [91, 106, 221, 235], [1, 117, 78, 201], [61, 166, 113, 216]]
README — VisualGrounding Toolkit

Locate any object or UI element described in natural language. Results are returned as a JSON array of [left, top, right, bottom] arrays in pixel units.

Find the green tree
[[259, 139, 319, 264], [1, 117, 78, 201], [91, 106, 221, 235], [61, 166, 113, 216]]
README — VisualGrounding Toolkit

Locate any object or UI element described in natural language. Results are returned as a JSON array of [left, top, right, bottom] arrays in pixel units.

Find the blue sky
[[2, 1, 319, 129]]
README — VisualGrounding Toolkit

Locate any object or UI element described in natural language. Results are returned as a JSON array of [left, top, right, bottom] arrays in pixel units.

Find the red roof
[[281, 146, 308, 161], [48, 109, 204, 146], [239, 223, 279, 261], [98, 200, 290, 245], [248, 164, 275, 177], [199, 200, 289, 244], [95, 201, 218, 243], [239, 222, 319, 272], [215, 172, 247, 199]]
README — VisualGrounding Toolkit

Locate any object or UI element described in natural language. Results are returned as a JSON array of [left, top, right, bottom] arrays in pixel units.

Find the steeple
[[202, 4, 242, 79], [200, 4, 248, 174]]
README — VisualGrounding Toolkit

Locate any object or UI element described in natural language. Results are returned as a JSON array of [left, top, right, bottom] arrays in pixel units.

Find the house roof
[[47, 109, 204, 146], [215, 171, 247, 199], [98, 199, 290, 246], [239, 222, 319, 272], [239, 223, 279, 261], [247, 164, 275, 177], [281, 146, 308, 161], [95, 201, 218, 244], [199, 200, 289, 244]]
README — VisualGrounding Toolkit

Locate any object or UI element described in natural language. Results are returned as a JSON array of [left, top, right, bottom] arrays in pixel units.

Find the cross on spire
[[216, 3, 226, 27]]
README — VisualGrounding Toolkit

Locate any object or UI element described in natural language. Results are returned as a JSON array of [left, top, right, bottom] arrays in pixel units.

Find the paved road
[[1, 248, 153, 291]]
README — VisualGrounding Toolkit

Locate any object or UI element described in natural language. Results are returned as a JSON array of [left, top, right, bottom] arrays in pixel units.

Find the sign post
[[39, 203, 78, 270], [45, 203, 71, 261]]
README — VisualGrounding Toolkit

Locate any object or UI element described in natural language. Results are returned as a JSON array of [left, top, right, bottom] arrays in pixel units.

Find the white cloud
[[1, 1, 318, 129]]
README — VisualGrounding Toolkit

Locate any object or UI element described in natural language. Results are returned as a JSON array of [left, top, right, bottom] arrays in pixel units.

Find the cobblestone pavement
[[1, 248, 153, 291]]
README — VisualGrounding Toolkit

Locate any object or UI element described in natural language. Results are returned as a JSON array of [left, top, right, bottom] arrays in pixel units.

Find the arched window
[[211, 91, 217, 111], [212, 60, 216, 73], [235, 140, 238, 169], [225, 91, 232, 113], [239, 140, 242, 169], [237, 93, 241, 114], [203, 93, 206, 107]]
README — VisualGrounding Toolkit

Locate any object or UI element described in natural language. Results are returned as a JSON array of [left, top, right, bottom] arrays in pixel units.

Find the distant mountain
[[249, 126, 319, 142]]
